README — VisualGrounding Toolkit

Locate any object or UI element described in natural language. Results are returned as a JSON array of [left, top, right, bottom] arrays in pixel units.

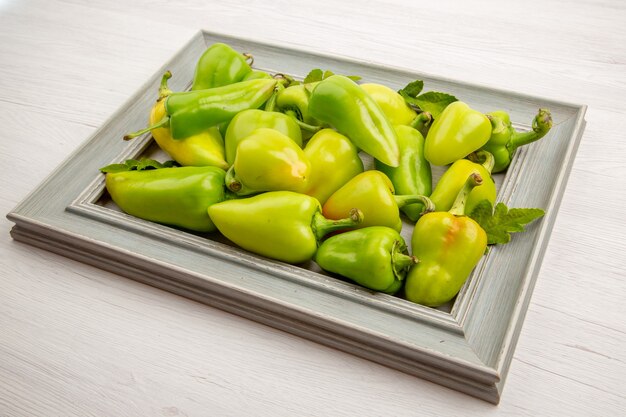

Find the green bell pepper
[[124, 78, 278, 141], [191, 43, 252, 91], [481, 108, 553, 173], [314, 226, 416, 294], [405, 173, 488, 307], [424, 101, 492, 166], [429, 150, 496, 215], [225, 128, 310, 195], [105, 166, 226, 232], [375, 125, 432, 221], [323, 170, 434, 232], [208, 191, 364, 264], [303, 129, 364, 205], [224, 108, 303, 165], [308, 75, 401, 167]]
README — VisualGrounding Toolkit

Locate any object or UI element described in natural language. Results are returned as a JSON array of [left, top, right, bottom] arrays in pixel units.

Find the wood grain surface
[[1, 0, 625, 416]]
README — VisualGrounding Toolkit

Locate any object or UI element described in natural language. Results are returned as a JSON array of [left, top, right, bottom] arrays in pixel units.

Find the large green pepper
[[224, 109, 303, 165], [323, 170, 434, 232], [405, 173, 488, 307], [125, 78, 277, 141], [424, 101, 491, 166], [429, 151, 496, 215], [208, 191, 363, 264], [225, 128, 310, 195], [105, 166, 226, 232], [315, 227, 416, 294], [134, 72, 228, 169], [308, 75, 401, 167], [191, 43, 252, 90], [375, 125, 432, 221], [303, 129, 364, 205], [481, 108, 553, 173]]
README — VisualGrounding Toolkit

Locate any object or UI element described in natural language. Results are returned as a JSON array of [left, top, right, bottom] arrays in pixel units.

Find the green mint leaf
[[99, 163, 131, 174], [303, 69, 324, 84], [398, 80, 424, 98], [347, 75, 362, 82], [162, 160, 180, 168], [469, 201, 545, 245], [410, 91, 458, 119], [323, 69, 335, 79]]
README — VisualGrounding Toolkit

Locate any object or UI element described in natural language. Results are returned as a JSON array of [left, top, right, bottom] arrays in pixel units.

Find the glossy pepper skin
[[208, 191, 363, 264], [225, 128, 310, 195], [481, 108, 553, 173], [106, 166, 226, 232], [323, 171, 434, 232], [424, 101, 492, 166], [405, 173, 488, 307], [376, 125, 432, 221], [191, 43, 252, 90], [125, 79, 278, 141], [224, 109, 303, 165], [315, 227, 416, 294], [145, 72, 228, 169], [275, 82, 321, 126], [308, 75, 401, 167], [429, 150, 496, 215], [360, 83, 416, 126], [303, 129, 364, 205]]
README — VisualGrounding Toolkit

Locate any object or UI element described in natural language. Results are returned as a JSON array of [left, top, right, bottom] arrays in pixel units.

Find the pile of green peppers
[[106, 42, 553, 308]]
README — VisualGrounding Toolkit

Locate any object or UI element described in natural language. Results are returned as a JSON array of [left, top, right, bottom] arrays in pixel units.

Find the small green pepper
[[134, 72, 228, 169], [208, 191, 364, 264], [105, 166, 226, 232], [429, 151, 496, 215], [424, 101, 492, 166], [375, 125, 432, 221], [315, 227, 417, 294], [225, 128, 311, 195], [224, 109, 303, 165], [191, 43, 252, 90], [242, 70, 273, 81], [303, 129, 364, 205], [323, 170, 434, 232], [405, 173, 488, 307], [360, 83, 417, 126], [275, 82, 321, 126], [125, 78, 278, 141], [481, 108, 553, 173], [308, 75, 401, 167]]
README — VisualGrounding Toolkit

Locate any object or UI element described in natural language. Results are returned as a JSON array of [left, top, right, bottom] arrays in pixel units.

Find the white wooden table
[[1, 1, 625, 415]]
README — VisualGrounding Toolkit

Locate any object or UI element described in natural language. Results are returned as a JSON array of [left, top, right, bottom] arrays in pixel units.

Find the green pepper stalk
[[265, 82, 323, 134], [308, 75, 401, 167], [124, 78, 278, 141], [405, 173, 488, 307], [208, 191, 364, 264], [481, 108, 553, 173], [429, 150, 497, 215], [323, 170, 435, 232], [314, 227, 417, 294], [104, 166, 226, 232], [375, 125, 433, 222]]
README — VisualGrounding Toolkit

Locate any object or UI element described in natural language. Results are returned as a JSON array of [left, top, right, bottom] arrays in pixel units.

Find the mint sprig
[[398, 80, 457, 119], [469, 200, 545, 245], [100, 158, 179, 173], [303, 68, 361, 84]]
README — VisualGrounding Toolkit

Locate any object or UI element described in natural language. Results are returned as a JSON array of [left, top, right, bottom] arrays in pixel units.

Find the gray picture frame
[[6, 30, 586, 404]]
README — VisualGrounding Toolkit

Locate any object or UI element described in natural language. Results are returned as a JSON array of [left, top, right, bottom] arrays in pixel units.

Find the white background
[[1, 0, 625, 415]]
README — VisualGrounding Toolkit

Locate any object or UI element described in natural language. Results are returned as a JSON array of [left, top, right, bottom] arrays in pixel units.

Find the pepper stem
[[508, 108, 553, 152], [409, 111, 433, 137], [158, 71, 173, 101], [224, 165, 257, 196], [468, 150, 495, 174], [391, 240, 418, 280], [123, 117, 170, 141], [284, 110, 323, 133], [311, 208, 364, 242], [243, 53, 254, 66], [393, 195, 435, 215], [449, 173, 483, 217]]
